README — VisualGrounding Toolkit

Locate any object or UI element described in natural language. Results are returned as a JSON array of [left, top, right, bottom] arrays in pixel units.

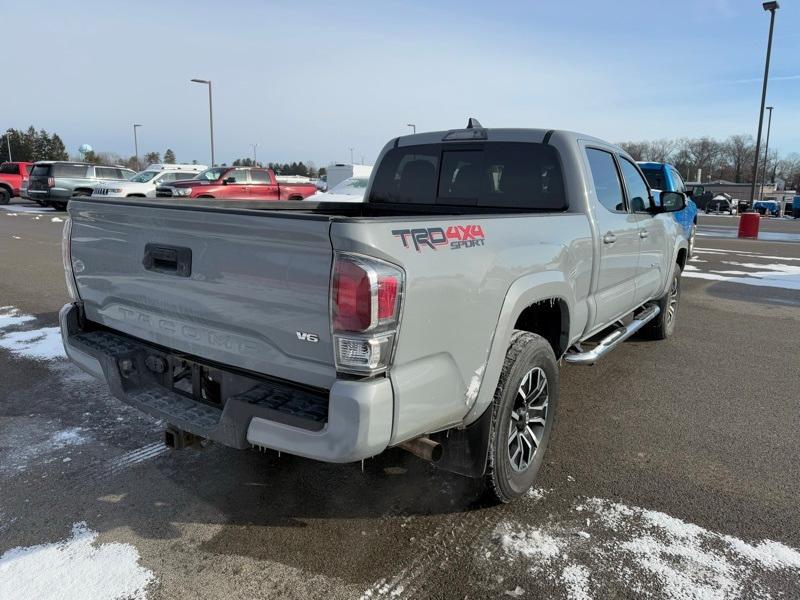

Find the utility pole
[[5, 132, 11, 162], [133, 124, 142, 170], [749, 2, 779, 207], [759, 106, 774, 201], [250, 143, 258, 165], [350, 147, 354, 164]]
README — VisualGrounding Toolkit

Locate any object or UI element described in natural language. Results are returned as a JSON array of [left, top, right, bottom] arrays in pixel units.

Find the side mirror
[[660, 191, 687, 213], [224, 177, 235, 184]]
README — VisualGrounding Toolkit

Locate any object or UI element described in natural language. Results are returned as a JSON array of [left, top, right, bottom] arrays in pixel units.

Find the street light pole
[[5, 132, 11, 162], [759, 106, 773, 201], [250, 143, 258, 165], [191, 79, 215, 166], [407, 123, 416, 134], [133, 124, 142, 170], [749, 1, 779, 207], [350, 147, 354, 164]]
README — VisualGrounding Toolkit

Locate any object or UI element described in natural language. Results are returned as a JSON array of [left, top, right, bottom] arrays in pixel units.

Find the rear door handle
[[603, 233, 617, 245], [639, 230, 649, 239]]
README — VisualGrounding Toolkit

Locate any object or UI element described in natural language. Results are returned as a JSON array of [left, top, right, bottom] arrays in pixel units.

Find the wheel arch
[[462, 271, 577, 426]]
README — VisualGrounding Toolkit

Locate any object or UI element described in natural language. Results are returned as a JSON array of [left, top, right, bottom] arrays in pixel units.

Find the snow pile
[[488, 497, 800, 598], [0, 326, 66, 360], [0, 522, 155, 600]]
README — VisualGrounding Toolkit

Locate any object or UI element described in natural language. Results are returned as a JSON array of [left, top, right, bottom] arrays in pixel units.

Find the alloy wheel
[[507, 367, 549, 472]]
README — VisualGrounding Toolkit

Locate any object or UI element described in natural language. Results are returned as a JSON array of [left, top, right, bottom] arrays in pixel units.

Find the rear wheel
[[642, 265, 681, 340], [484, 331, 558, 503], [0, 188, 9, 205]]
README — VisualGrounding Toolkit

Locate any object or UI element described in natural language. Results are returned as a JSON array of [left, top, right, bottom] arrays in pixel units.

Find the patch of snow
[[0, 326, 66, 360], [51, 216, 64, 223], [0, 424, 88, 475], [0, 306, 35, 330], [504, 586, 525, 597], [526, 487, 552, 502], [465, 364, 484, 405], [561, 564, 591, 600], [0, 522, 155, 600], [485, 497, 800, 599], [11, 235, 20, 239], [682, 264, 700, 271], [0, 205, 54, 214]]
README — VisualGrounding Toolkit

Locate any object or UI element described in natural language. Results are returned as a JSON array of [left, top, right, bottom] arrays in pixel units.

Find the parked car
[[705, 197, 733, 215], [753, 200, 779, 217], [27, 162, 136, 210], [61, 124, 688, 503], [92, 164, 208, 198], [155, 166, 317, 200], [0, 161, 35, 204], [304, 175, 370, 202], [638, 162, 699, 256]]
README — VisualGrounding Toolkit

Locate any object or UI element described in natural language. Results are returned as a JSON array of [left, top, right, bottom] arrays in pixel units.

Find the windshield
[[328, 176, 369, 196], [194, 167, 228, 181], [129, 171, 159, 183]]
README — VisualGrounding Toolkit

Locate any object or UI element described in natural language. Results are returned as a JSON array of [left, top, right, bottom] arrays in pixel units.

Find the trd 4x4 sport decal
[[392, 225, 486, 252]]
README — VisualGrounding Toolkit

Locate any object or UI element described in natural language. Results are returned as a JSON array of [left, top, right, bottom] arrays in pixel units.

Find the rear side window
[[53, 164, 88, 178], [250, 170, 270, 183], [586, 149, 625, 213], [95, 167, 120, 179], [0, 163, 20, 175], [370, 142, 566, 210], [641, 168, 666, 191]]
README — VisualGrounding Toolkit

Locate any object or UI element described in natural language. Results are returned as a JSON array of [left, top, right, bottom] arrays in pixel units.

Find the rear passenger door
[[248, 169, 280, 200], [618, 157, 668, 305], [584, 147, 641, 328]]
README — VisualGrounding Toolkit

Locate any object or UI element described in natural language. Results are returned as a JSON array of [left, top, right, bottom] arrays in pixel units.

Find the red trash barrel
[[738, 212, 760, 239]]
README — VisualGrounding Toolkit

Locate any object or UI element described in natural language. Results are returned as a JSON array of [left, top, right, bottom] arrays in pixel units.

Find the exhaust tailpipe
[[398, 436, 443, 463]]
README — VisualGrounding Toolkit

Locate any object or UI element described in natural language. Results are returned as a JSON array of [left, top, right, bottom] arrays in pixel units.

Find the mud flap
[[430, 405, 493, 478]]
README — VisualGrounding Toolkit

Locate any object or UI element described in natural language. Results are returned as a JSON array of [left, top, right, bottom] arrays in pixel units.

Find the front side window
[[586, 148, 625, 213], [619, 158, 652, 213], [227, 168, 249, 183], [670, 168, 686, 193]]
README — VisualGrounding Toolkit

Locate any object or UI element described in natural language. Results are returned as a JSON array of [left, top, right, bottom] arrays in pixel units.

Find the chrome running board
[[564, 304, 661, 366]]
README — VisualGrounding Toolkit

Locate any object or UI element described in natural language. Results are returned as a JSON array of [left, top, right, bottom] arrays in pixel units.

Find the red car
[[155, 166, 317, 201], [0, 162, 34, 204]]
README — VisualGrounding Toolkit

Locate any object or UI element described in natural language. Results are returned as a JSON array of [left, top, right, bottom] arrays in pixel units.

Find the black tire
[[642, 265, 682, 340], [484, 331, 558, 504], [0, 188, 9, 205]]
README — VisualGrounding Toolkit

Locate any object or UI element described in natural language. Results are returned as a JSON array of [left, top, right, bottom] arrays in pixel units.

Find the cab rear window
[[30, 164, 52, 176], [369, 142, 566, 211]]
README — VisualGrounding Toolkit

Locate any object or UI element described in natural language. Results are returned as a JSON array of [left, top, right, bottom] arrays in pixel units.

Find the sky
[[3, 0, 799, 167]]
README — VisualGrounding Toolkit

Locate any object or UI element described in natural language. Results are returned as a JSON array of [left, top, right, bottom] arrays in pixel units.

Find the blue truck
[[638, 162, 699, 256]]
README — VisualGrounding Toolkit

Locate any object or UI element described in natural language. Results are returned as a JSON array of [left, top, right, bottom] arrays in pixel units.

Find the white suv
[[92, 164, 208, 198]]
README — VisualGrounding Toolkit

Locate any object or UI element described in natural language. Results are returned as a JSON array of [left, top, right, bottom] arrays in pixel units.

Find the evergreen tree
[[163, 149, 176, 164]]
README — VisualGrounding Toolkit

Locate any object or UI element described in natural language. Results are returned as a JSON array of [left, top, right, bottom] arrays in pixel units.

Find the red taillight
[[331, 253, 404, 375], [333, 259, 372, 331], [47, 177, 55, 188]]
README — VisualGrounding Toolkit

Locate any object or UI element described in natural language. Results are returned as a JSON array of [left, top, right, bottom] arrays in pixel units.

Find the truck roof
[[394, 127, 621, 152]]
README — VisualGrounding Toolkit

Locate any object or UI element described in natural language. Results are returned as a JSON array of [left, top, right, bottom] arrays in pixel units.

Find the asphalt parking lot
[[1, 200, 799, 599]]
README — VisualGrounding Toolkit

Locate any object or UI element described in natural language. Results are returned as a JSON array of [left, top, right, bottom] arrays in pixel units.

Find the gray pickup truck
[[60, 123, 688, 502]]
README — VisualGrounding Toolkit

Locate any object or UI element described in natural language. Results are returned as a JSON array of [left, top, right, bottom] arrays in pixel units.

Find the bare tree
[[617, 141, 649, 161], [647, 139, 676, 163], [722, 135, 755, 183]]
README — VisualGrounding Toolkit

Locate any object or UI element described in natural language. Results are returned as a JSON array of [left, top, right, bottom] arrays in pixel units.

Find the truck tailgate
[[68, 200, 336, 389]]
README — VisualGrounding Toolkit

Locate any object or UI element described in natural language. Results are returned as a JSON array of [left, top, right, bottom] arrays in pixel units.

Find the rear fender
[[462, 271, 577, 425]]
